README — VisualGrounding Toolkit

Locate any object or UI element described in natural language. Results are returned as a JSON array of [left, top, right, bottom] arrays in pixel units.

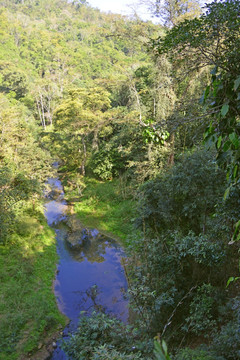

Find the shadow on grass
[[0, 208, 66, 360]]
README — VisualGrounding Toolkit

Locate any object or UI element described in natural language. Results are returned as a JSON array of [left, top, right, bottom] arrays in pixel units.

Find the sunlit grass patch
[[0, 205, 66, 360], [73, 178, 139, 243]]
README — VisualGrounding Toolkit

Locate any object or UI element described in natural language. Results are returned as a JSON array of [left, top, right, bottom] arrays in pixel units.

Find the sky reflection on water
[[45, 177, 129, 359]]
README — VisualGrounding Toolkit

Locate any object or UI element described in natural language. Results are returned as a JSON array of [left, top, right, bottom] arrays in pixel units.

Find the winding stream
[[44, 176, 128, 359]]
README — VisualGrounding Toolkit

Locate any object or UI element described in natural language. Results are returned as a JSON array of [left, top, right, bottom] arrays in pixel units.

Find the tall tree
[[153, 0, 240, 182], [54, 86, 111, 175], [153, 0, 240, 240], [140, 0, 201, 27]]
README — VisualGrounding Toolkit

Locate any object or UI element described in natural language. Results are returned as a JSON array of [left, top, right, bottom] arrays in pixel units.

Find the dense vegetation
[[0, 0, 239, 359]]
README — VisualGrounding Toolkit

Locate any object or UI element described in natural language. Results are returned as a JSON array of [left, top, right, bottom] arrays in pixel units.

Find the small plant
[[154, 340, 171, 360]]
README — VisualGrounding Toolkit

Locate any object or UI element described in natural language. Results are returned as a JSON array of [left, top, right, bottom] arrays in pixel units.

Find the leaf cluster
[[62, 311, 153, 359]]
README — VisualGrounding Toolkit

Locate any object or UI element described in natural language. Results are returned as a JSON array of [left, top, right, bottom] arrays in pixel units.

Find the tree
[[140, 0, 201, 27], [54, 86, 111, 175], [0, 93, 52, 243], [139, 149, 226, 235], [32, 79, 60, 129], [153, 0, 240, 189], [0, 61, 28, 99]]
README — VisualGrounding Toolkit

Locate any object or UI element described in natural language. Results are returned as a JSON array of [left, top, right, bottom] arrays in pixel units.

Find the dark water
[[44, 177, 128, 359]]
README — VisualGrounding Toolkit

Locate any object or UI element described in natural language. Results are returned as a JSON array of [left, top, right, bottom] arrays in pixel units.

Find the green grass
[[0, 203, 67, 360], [71, 178, 139, 243]]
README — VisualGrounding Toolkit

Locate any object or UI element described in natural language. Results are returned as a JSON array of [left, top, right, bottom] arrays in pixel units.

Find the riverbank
[[0, 201, 67, 360], [64, 177, 139, 245]]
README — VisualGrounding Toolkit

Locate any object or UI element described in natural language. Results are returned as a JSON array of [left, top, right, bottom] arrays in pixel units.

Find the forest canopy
[[0, 0, 240, 359]]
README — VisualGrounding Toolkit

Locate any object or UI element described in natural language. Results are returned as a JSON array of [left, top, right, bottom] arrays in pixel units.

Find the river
[[44, 176, 128, 359]]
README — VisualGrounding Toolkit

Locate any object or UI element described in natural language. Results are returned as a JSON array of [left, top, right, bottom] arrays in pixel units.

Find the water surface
[[44, 177, 128, 358]]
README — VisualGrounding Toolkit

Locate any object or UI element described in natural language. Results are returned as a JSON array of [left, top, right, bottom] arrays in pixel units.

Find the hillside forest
[[0, 0, 240, 359]]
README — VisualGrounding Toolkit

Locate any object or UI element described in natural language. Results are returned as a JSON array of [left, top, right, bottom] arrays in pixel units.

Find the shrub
[[62, 312, 154, 359]]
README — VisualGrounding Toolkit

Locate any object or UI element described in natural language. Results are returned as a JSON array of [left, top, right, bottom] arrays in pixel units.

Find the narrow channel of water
[[44, 176, 128, 359]]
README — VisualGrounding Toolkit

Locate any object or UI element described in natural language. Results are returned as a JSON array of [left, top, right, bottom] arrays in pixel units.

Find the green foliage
[[173, 233, 225, 268], [210, 321, 240, 359], [73, 178, 138, 242], [54, 87, 111, 131], [142, 119, 169, 145], [0, 207, 66, 359], [0, 61, 28, 99], [88, 108, 171, 184], [62, 312, 152, 359], [175, 347, 220, 360], [150, 0, 201, 27], [91, 147, 116, 180], [126, 148, 238, 351], [184, 284, 217, 335], [154, 0, 240, 73], [139, 149, 225, 235], [0, 94, 52, 244], [1, 0, 239, 359], [127, 231, 227, 341], [154, 340, 171, 360], [128, 3, 240, 354], [153, 0, 240, 211], [209, 297, 240, 360], [89, 110, 144, 180], [0, 166, 40, 243], [92, 346, 144, 360]]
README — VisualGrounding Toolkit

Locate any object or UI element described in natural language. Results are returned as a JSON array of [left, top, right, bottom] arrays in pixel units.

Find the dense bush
[[62, 312, 153, 360], [210, 297, 240, 360], [138, 149, 226, 235], [125, 148, 240, 354]]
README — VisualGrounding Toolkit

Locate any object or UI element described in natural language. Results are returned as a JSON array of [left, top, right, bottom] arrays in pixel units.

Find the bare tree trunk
[[46, 91, 53, 126], [131, 83, 142, 123]]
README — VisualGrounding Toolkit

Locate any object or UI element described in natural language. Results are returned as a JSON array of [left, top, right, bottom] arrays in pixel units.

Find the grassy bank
[[0, 202, 66, 360], [65, 177, 139, 244]]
